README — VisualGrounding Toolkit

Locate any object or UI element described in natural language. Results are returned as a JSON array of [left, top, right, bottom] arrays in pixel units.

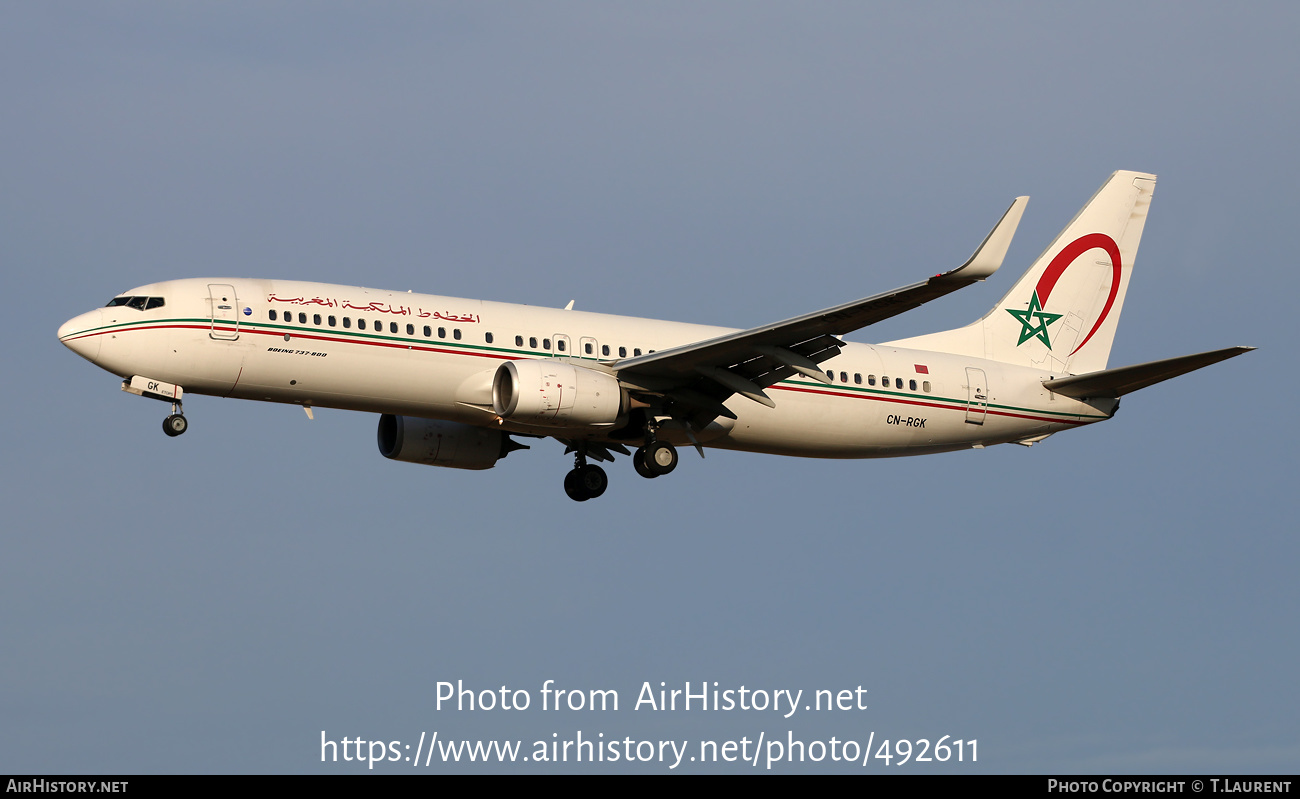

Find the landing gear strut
[[162, 402, 188, 437], [563, 447, 608, 502]]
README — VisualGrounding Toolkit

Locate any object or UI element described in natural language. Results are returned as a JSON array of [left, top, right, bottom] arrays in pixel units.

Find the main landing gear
[[560, 422, 681, 501], [564, 449, 608, 502], [634, 421, 678, 479], [633, 441, 678, 478]]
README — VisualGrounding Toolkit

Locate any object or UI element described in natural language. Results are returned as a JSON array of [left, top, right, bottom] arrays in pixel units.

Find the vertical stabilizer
[[888, 171, 1156, 375]]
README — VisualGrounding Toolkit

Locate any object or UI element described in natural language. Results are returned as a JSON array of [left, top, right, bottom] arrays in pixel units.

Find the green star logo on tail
[[1006, 291, 1063, 348]]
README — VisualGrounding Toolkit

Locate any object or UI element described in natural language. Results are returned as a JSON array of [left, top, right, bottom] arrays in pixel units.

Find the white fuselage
[[58, 278, 1115, 457]]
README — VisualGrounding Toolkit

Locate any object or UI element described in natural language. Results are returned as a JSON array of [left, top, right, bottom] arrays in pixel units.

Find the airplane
[[58, 170, 1251, 501]]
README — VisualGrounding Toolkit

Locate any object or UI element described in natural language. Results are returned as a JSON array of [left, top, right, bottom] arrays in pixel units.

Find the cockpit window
[[105, 296, 165, 311]]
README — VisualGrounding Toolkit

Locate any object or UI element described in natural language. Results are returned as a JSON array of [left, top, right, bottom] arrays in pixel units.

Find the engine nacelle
[[377, 415, 520, 470], [492, 360, 624, 428]]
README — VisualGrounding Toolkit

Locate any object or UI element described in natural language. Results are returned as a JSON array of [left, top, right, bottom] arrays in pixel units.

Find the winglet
[[943, 196, 1029, 282]]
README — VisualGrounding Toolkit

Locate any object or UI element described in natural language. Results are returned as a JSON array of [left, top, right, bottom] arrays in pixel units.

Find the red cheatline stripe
[[61, 323, 523, 361], [773, 384, 1090, 426], [70, 321, 1095, 425], [241, 326, 521, 360]]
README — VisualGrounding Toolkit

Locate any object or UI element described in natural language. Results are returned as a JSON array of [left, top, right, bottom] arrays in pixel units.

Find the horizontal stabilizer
[[1043, 346, 1254, 399]]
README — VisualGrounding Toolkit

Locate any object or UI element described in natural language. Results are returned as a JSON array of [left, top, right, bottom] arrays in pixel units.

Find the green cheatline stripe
[[250, 319, 619, 362], [774, 378, 1107, 420], [71, 317, 1108, 421], [72, 316, 601, 361]]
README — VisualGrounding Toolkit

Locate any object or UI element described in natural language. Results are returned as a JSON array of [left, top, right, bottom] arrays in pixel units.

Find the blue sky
[[2, 2, 1294, 773]]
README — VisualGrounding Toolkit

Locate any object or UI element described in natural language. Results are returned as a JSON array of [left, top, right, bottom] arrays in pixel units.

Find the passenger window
[[923, 381, 932, 393], [438, 327, 446, 339], [895, 378, 903, 389], [868, 375, 876, 386], [423, 326, 431, 337], [840, 371, 848, 383], [634, 348, 641, 356], [601, 345, 610, 356], [343, 317, 351, 329], [881, 375, 888, 387], [826, 370, 834, 381], [389, 322, 397, 334], [485, 332, 494, 344], [529, 337, 537, 348], [314, 314, 321, 325], [329, 316, 336, 327], [358, 319, 367, 330], [543, 338, 551, 350], [909, 379, 917, 391], [585, 342, 593, 355], [406, 323, 414, 335], [269, 310, 278, 321], [453, 329, 462, 340], [299, 313, 307, 324], [557, 339, 565, 352], [619, 347, 627, 358], [854, 373, 862, 385], [516, 336, 524, 347]]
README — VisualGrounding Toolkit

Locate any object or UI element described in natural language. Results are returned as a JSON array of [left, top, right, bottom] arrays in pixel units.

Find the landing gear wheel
[[564, 464, 608, 501], [563, 469, 587, 501], [633, 447, 658, 479], [162, 414, 188, 437], [644, 441, 678, 476], [579, 464, 608, 498]]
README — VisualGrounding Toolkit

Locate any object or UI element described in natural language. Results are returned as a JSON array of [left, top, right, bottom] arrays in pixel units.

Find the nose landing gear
[[122, 377, 189, 438], [162, 398, 188, 437], [162, 411, 188, 437]]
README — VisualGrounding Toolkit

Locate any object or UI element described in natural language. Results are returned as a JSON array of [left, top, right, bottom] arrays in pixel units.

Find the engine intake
[[492, 360, 624, 428], [377, 415, 524, 470]]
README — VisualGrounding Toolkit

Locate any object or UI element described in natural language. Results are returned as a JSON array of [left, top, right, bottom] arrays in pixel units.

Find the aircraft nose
[[58, 309, 103, 363]]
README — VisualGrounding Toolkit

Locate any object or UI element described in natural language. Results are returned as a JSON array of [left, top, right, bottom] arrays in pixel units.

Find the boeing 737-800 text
[[59, 171, 1251, 500]]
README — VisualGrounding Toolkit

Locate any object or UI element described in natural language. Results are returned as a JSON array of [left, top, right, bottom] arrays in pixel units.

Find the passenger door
[[965, 367, 988, 425], [208, 284, 240, 340]]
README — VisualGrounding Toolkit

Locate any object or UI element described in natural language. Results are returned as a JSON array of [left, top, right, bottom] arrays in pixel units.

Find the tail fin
[[887, 171, 1156, 375]]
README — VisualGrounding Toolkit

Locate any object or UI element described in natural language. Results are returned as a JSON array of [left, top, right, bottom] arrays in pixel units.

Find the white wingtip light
[[948, 195, 1029, 281]]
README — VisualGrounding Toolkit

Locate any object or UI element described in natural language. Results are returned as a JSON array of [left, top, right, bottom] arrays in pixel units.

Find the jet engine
[[377, 415, 525, 470], [492, 360, 624, 427]]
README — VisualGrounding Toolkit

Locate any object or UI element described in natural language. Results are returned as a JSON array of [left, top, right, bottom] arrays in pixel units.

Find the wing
[[613, 196, 1028, 421]]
